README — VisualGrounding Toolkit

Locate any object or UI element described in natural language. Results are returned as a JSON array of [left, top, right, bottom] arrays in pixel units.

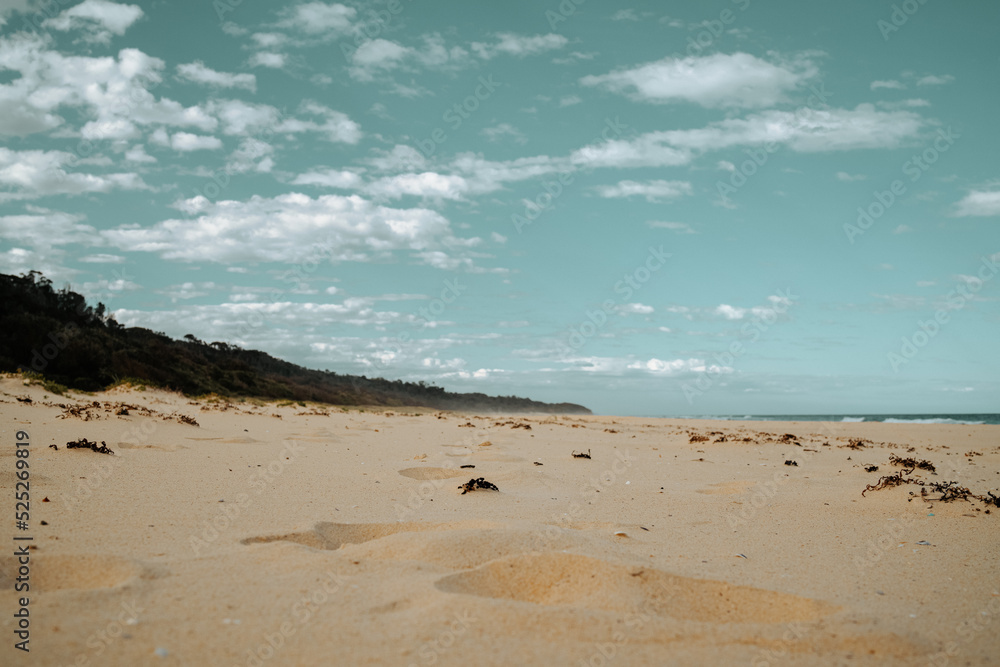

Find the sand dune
[[1, 377, 998, 665]]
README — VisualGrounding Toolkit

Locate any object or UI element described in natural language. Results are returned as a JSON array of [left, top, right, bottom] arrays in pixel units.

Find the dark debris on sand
[[459, 478, 499, 494], [572, 449, 592, 459], [65, 438, 114, 455]]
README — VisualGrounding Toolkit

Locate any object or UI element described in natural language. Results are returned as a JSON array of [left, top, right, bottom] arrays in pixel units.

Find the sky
[[1, 0, 998, 417]]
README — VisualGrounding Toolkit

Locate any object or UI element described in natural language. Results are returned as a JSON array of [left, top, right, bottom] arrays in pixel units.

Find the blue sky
[[1, 0, 998, 416]]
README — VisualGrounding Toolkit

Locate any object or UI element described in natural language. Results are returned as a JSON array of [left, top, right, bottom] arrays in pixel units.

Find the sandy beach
[[1, 377, 998, 666]]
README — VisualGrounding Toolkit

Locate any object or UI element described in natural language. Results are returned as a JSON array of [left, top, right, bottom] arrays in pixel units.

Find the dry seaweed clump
[[844, 438, 872, 450], [65, 438, 114, 455], [862, 468, 998, 511], [458, 478, 499, 494], [688, 434, 709, 443], [888, 453, 936, 473], [572, 449, 592, 459]]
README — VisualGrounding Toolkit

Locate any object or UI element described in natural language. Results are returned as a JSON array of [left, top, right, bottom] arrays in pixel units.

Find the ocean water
[[676, 414, 1000, 425]]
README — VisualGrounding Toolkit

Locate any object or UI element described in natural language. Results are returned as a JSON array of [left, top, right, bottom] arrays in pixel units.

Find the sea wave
[[840, 417, 866, 422], [882, 418, 986, 425]]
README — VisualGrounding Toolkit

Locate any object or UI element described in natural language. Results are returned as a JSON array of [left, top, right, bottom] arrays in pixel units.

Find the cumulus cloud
[[177, 62, 256, 91], [0, 148, 149, 201], [43, 0, 143, 43], [581, 52, 818, 108], [348, 34, 470, 81], [101, 193, 476, 268], [276, 2, 356, 35], [249, 52, 287, 69], [0, 208, 97, 250], [0, 33, 215, 138], [291, 168, 363, 189], [166, 132, 223, 151], [954, 189, 1000, 217]]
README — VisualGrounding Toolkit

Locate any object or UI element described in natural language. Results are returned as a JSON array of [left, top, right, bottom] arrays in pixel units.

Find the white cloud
[[571, 134, 691, 169], [471, 33, 568, 59], [648, 221, 696, 234], [275, 101, 362, 143], [177, 62, 256, 92], [559, 95, 582, 107], [124, 144, 156, 163], [619, 303, 654, 315], [251, 32, 287, 49], [917, 74, 954, 86], [365, 144, 427, 172], [168, 132, 223, 151], [79, 253, 125, 263], [249, 52, 286, 69], [364, 172, 471, 200], [226, 138, 274, 173], [276, 2, 356, 35], [596, 179, 692, 202], [348, 34, 470, 81], [870, 80, 905, 90], [581, 52, 818, 108], [0, 148, 149, 200], [291, 168, 363, 189], [43, 0, 143, 43], [574, 105, 924, 166], [208, 99, 280, 135], [0, 208, 97, 250], [954, 189, 1000, 217], [836, 171, 866, 181], [102, 192, 472, 267], [626, 358, 730, 375], [0, 34, 215, 138], [892, 224, 913, 234]]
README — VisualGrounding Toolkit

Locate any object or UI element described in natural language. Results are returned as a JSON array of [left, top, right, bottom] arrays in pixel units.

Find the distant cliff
[[0, 271, 591, 414]]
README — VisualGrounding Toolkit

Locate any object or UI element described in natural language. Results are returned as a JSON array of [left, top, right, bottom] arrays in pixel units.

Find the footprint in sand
[[0, 554, 143, 591], [435, 551, 838, 624]]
